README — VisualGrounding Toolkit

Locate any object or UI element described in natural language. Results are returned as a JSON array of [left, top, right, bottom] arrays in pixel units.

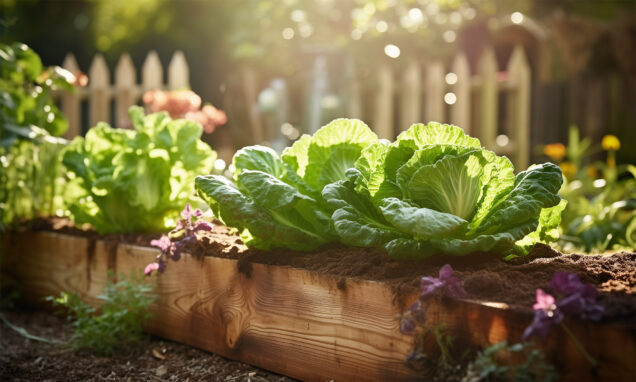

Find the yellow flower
[[559, 162, 577, 179], [543, 143, 566, 161], [585, 166, 599, 179], [602, 135, 621, 151]]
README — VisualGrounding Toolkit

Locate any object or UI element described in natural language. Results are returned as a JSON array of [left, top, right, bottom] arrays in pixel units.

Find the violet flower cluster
[[522, 271, 604, 341], [400, 264, 466, 334], [144, 204, 213, 276]]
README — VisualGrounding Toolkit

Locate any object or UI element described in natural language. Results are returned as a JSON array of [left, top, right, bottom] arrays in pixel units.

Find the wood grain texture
[[2, 232, 635, 382]]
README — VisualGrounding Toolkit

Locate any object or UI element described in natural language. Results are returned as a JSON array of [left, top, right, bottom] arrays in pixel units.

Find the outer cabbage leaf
[[322, 169, 408, 248], [379, 198, 468, 240], [474, 163, 563, 235], [510, 199, 568, 257], [196, 173, 332, 250]]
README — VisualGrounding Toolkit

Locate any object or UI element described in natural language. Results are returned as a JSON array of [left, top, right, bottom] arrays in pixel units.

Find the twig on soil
[[0, 313, 62, 344]]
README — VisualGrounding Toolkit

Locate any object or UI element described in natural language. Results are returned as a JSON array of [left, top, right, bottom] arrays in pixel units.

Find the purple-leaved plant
[[145, 204, 213, 276], [400, 264, 466, 335], [523, 271, 603, 367]]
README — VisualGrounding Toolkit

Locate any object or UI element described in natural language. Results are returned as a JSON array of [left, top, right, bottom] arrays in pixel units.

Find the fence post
[[307, 56, 328, 134], [168, 51, 190, 90], [345, 56, 361, 119], [373, 63, 394, 139], [142, 51, 163, 93], [507, 45, 531, 169], [400, 59, 421, 131], [88, 54, 110, 127], [241, 66, 264, 144], [62, 53, 81, 138], [114, 53, 136, 128], [425, 60, 445, 123], [478, 47, 498, 150], [450, 52, 470, 133]]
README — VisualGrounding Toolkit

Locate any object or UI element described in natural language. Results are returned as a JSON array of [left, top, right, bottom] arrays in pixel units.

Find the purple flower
[[523, 289, 564, 341], [180, 203, 203, 222], [144, 204, 212, 276], [193, 220, 214, 232], [523, 272, 603, 341], [400, 316, 416, 334], [550, 271, 604, 320], [409, 301, 428, 324], [550, 271, 586, 296], [420, 264, 466, 300], [171, 234, 197, 261]]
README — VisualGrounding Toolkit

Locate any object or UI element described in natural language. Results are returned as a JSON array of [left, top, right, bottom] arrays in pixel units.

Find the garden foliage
[[550, 127, 636, 252], [196, 118, 378, 250], [62, 106, 216, 234], [0, 42, 72, 228], [197, 120, 564, 258], [47, 272, 155, 356], [325, 122, 564, 258]]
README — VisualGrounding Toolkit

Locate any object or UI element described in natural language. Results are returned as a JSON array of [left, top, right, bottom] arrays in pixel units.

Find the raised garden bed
[[2, 227, 635, 382]]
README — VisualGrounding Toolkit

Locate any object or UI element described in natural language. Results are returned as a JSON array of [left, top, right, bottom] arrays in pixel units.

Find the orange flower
[[601, 135, 620, 151], [585, 166, 599, 179], [559, 162, 577, 179], [543, 143, 566, 161]]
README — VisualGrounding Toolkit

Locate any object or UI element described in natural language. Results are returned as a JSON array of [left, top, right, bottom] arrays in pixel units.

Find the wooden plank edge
[[2, 231, 634, 381]]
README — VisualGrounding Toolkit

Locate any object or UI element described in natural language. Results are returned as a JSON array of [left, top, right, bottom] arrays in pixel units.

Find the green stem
[[560, 322, 597, 368], [0, 313, 61, 344]]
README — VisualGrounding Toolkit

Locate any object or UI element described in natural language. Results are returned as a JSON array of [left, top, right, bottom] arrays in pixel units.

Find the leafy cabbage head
[[324, 122, 564, 258], [195, 119, 378, 251]]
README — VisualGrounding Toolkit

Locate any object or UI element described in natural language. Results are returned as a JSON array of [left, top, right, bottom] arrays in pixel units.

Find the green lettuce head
[[196, 119, 378, 251], [323, 122, 565, 258], [62, 106, 215, 234]]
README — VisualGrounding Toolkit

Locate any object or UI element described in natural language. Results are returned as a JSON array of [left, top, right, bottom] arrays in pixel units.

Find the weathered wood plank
[[2, 232, 634, 382]]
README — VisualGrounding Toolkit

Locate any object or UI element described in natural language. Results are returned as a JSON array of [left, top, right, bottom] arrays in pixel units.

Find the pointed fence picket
[[347, 45, 530, 167], [59, 51, 189, 135], [58, 45, 533, 168]]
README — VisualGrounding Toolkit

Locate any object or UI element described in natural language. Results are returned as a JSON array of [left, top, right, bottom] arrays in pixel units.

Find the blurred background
[[1, 0, 634, 166]]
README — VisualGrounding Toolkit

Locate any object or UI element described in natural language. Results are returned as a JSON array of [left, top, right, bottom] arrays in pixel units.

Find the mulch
[[0, 308, 297, 382]]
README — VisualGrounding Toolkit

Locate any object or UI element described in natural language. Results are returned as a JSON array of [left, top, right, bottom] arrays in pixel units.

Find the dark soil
[[27, 217, 636, 324], [0, 308, 297, 382]]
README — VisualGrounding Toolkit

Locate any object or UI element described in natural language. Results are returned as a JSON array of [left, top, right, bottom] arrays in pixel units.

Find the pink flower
[[144, 262, 160, 276], [533, 289, 556, 311], [150, 235, 173, 253]]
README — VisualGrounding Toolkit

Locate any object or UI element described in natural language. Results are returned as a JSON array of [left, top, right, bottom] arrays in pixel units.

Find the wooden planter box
[[2, 231, 634, 381]]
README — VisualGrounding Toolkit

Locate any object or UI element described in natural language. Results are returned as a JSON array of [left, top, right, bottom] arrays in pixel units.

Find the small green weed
[[47, 272, 155, 356], [463, 342, 558, 382]]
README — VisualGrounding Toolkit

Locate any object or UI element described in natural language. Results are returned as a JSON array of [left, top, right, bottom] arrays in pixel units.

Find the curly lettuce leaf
[[63, 106, 215, 234], [282, 118, 378, 191]]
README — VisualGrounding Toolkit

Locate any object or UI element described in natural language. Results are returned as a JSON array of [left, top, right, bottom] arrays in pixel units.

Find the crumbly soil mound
[[27, 218, 636, 323]]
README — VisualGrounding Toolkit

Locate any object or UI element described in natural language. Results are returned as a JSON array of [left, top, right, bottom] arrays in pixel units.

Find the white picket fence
[[249, 44, 531, 167], [59, 50, 190, 138], [353, 44, 531, 168], [59, 45, 531, 168]]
